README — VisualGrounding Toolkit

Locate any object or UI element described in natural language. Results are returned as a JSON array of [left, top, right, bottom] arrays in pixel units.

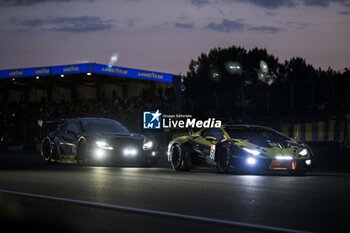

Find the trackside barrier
[[280, 120, 349, 146], [6, 121, 350, 151]]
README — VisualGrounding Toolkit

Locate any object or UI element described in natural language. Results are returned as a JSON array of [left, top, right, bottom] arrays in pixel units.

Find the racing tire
[[170, 144, 191, 171], [216, 144, 232, 173], [76, 141, 87, 165], [42, 139, 54, 164]]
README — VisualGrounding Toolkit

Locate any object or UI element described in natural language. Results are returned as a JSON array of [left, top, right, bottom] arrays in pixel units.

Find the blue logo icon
[[143, 110, 162, 129]]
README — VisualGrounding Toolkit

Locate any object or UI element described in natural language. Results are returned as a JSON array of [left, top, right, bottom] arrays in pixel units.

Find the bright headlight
[[123, 147, 137, 157], [299, 149, 308, 156], [95, 141, 113, 150], [275, 155, 293, 160], [243, 147, 260, 156], [143, 140, 153, 150], [246, 157, 256, 165], [95, 149, 105, 158]]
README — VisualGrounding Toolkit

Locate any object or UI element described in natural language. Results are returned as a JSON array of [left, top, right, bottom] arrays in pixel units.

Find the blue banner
[[0, 63, 173, 83], [51, 63, 91, 76], [0, 67, 51, 79], [92, 64, 172, 83]]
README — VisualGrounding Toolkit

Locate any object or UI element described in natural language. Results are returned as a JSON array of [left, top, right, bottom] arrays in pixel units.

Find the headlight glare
[[275, 155, 293, 160], [246, 157, 256, 165], [95, 149, 105, 158], [243, 147, 260, 156], [143, 140, 153, 150], [95, 140, 113, 150], [123, 147, 137, 157], [299, 148, 308, 156]]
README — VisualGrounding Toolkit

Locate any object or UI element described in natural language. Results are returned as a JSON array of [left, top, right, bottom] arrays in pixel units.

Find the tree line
[[182, 45, 350, 123]]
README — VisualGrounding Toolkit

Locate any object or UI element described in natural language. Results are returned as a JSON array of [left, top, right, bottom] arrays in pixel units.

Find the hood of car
[[229, 138, 310, 159], [83, 132, 144, 140]]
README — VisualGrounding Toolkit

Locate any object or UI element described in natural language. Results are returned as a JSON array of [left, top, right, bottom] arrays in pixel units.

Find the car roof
[[222, 124, 274, 131], [63, 117, 124, 127], [67, 117, 118, 122]]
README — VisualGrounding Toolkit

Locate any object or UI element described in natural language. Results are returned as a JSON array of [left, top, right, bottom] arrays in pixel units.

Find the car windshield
[[81, 119, 129, 134], [225, 127, 291, 147]]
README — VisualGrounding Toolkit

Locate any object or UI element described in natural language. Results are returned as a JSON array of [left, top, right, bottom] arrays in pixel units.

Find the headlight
[[95, 141, 113, 150], [243, 147, 260, 156], [299, 148, 308, 156], [95, 149, 105, 158], [143, 140, 153, 150], [275, 155, 293, 160], [246, 157, 256, 165], [123, 147, 137, 157]]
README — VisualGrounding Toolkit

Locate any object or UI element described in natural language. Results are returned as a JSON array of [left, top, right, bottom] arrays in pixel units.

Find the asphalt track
[[0, 151, 349, 233]]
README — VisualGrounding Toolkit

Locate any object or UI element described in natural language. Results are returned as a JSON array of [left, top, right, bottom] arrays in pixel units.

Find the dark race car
[[41, 117, 158, 166], [167, 124, 314, 175]]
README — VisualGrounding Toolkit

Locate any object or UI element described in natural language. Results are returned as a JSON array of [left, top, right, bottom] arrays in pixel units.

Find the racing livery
[[168, 125, 314, 174], [41, 117, 158, 166]]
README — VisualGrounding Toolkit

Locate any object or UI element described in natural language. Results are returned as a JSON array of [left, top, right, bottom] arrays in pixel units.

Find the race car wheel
[[216, 144, 232, 173], [76, 141, 87, 165], [42, 139, 54, 164], [170, 144, 191, 171]]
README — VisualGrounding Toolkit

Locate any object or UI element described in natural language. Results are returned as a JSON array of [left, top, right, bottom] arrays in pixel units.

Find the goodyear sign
[[51, 64, 91, 75], [92, 64, 172, 83], [0, 63, 173, 83], [0, 67, 51, 78]]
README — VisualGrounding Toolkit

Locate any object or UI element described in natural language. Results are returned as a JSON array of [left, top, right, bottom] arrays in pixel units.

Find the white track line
[[0, 189, 313, 233]]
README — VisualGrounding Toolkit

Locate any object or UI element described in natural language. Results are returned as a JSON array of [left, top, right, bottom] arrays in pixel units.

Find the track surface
[[0, 152, 349, 233]]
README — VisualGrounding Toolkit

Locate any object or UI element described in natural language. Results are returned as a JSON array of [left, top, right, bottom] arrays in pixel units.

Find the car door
[[57, 121, 80, 155], [192, 128, 224, 161]]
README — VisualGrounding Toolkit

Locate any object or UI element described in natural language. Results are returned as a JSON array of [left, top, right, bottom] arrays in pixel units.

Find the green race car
[[167, 125, 314, 175]]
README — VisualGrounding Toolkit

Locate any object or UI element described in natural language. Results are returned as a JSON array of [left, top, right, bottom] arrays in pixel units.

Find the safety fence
[[166, 120, 350, 148], [279, 120, 349, 145], [3, 119, 349, 152]]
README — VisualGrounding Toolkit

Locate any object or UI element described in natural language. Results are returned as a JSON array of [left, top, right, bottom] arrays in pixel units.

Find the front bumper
[[86, 147, 158, 165], [232, 156, 314, 172]]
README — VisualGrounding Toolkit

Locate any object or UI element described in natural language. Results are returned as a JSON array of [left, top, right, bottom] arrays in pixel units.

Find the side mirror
[[205, 136, 217, 142]]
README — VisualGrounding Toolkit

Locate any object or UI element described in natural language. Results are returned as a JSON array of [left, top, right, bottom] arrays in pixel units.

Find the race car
[[41, 117, 158, 166], [167, 125, 314, 175]]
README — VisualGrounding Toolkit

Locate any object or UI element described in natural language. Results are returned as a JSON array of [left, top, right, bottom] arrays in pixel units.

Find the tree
[[183, 45, 280, 119], [183, 44, 349, 121]]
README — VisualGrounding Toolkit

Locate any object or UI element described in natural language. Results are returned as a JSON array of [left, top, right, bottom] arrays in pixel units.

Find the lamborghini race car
[[168, 125, 314, 174], [41, 117, 158, 166]]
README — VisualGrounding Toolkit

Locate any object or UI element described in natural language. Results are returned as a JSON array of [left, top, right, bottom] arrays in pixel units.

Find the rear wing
[[37, 119, 65, 128], [37, 119, 66, 140]]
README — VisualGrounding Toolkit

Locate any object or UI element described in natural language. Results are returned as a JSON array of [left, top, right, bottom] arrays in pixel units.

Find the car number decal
[[209, 145, 215, 160]]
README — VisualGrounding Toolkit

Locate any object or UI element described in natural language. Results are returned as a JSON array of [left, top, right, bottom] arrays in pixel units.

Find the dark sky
[[0, 0, 349, 74]]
